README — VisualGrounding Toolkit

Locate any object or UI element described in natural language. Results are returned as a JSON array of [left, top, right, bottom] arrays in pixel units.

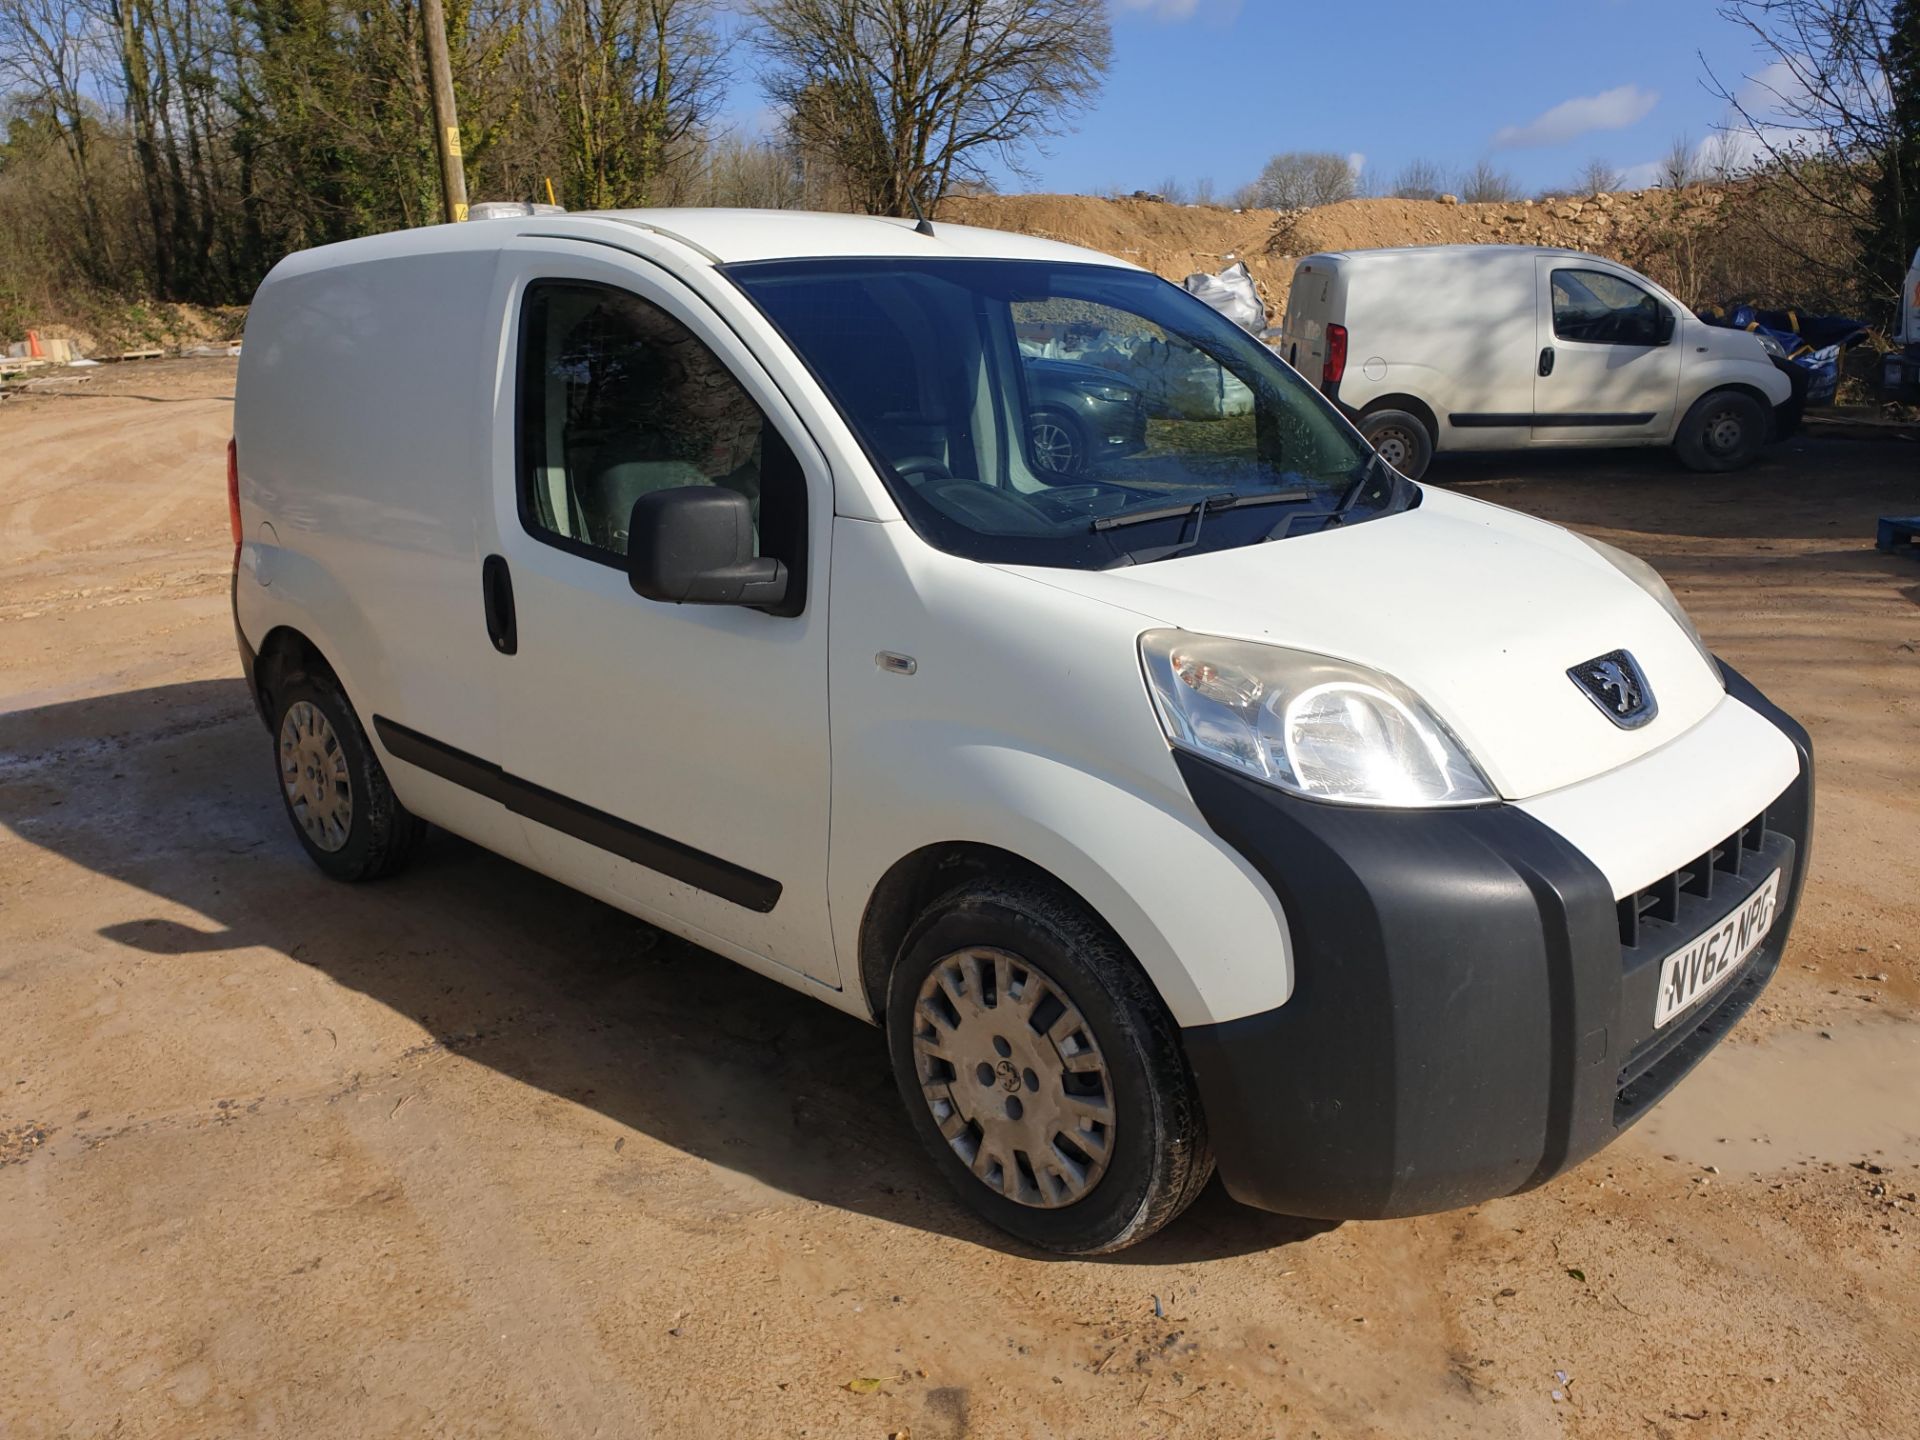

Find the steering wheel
[[890, 454, 954, 485]]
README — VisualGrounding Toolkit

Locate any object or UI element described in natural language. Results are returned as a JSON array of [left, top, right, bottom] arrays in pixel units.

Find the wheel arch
[[1676, 382, 1778, 446], [857, 842, 1098, 1023], [252, 625, 336, 728], [1359, 393, 1439, 442]]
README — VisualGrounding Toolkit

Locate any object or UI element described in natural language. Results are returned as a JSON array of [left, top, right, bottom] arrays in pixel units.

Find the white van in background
[[1279, 245, 1802, 479]]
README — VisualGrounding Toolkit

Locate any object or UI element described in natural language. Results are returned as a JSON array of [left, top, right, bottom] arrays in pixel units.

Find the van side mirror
[[626, 487, 789, 609], [1654, 307, 1677, 346]]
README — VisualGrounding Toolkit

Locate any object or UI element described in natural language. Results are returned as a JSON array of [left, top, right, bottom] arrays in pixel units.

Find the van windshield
[[727, 258, 1408, 569]]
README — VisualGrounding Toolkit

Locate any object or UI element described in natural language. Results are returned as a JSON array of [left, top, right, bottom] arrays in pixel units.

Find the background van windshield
[[729, 258, 1400, 568]]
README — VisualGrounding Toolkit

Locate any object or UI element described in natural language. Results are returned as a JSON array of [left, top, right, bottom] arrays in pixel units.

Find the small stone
[[1439, 193, 1460, 205]]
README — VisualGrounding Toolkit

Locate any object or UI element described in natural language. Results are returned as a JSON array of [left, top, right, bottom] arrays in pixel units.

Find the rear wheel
[[1675, 389, 1766, 472], [1360, 408, 1434, 479], [271, 667, 424, 881], [886, 877, 1212, 1254]]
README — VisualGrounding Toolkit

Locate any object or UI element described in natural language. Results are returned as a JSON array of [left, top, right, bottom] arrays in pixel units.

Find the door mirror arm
[[626, 487, 789, 610]]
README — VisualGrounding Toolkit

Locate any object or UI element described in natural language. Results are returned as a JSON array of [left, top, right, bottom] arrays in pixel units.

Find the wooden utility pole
[[421, 0, 468, 223]]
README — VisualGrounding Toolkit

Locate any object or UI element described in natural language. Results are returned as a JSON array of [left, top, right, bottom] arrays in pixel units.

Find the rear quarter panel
[[1340, 251, 1537, 449], [235, 243, 503, 765]]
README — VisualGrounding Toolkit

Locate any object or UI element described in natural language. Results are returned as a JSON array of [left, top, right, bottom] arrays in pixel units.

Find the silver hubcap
[[1704, 408, 1744, 454], [911, 947, 1115, 1208], [279, 701, 353, 853], [1030, 421, 1079, 474], [1370, 426, 1416, 468]]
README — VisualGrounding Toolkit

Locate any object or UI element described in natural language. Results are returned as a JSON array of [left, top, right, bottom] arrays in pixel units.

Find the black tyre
[[1028, 409, 1088, 477], [885, 876, 1213, 1254], [1675, 389, 1767, 472], [271, 666, 424, 881], [1360, 408, 1434, 480]]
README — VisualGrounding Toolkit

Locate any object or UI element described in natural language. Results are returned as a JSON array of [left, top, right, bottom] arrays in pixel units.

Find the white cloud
[[1493, 84, 1659, 149], [1347, 152, 1366, 179], [1112, 0, 1240, 19]]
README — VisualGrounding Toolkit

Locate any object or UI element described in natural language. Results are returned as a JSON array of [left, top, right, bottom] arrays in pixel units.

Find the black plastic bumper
[[1770, 355, 1808, 439], [231, 564, 270, 729], [1178, 662, 1813, 1220]]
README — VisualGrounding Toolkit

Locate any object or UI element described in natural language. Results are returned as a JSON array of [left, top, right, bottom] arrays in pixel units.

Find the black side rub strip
[[1449, 411, 1657, 428], [372, 715, 782, 913]]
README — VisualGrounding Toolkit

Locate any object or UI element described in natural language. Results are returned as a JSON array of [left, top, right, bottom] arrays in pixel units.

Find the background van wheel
[[886, 876, 1212, 1254], [1360, 409, 1434, 479], [1675, 390, 1766, 472], [271, 668, 424, 881], [1028, 410, 1088, 476]]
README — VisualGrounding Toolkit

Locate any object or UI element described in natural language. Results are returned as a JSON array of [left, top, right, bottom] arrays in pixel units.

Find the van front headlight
[[1140, 630, 1495, 807]]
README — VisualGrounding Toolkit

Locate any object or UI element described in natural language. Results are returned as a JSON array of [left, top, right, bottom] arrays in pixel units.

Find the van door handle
[[482, 554, 517, 655], [1538, 346, 1555, 377]]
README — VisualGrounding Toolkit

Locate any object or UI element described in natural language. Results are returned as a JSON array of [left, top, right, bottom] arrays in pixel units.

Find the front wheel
[[1675, 389, 1767, 472], [1028, 410, 1088, 477], [886, 877, 1213, 1254], [1360, 409, 1434, 480]]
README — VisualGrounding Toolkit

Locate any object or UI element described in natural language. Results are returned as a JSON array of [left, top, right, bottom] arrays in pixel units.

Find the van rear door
[[1280, 258, 1338, 385], [1532, 257, 1681, 443]]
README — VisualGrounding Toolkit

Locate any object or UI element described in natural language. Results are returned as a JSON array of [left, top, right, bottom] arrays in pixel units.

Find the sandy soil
[[942, 189, 1733, 323], [2, 359, 1918, 1438]]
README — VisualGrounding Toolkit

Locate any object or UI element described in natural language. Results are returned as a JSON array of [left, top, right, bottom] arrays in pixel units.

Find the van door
[[1532, 259, 1681, 443], [477, 244, 838, 985]]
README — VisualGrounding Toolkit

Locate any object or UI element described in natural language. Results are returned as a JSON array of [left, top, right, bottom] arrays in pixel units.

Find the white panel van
[[233, 211, 1813, 1252], [1279, 245, 1802, 479]]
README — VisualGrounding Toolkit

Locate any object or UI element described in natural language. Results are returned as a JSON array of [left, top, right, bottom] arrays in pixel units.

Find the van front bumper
[[1176, 662, 1813, 1220]]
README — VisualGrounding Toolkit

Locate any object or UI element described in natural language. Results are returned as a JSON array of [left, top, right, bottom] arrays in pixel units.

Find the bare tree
[[1704, 0, 1911, 311], [1698, 124, 1747, 181], [1578, 156, 1624, 193], [1660, 134, 1700, 188], [1458, 159, 1521, 203], [0, 0, 113, 269], [747, 0, 1111, 216], [1238, 150, 1355, 210], [1389, 156, 1446, 200], [538, 0, 723, 210]]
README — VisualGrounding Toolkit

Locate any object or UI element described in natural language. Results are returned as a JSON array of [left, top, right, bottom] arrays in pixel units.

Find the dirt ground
[[2, 358, 1918, 1439]]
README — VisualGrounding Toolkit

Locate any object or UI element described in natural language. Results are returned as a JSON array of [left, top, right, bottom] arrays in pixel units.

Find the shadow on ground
[[1428, 434, 1919, 545], [0, 677, 1328, 1264]]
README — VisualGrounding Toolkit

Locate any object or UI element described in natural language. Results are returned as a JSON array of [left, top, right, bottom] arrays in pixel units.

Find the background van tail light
[[226, 437, 242, 560], [1323, 323, 1348, 388]]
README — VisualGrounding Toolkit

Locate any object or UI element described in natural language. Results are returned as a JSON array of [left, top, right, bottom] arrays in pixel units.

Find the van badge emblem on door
[[1568, 650, 1657, 729]]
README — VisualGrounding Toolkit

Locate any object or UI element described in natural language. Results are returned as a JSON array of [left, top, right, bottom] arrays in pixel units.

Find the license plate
[[1653, 870, 1782, 1029]]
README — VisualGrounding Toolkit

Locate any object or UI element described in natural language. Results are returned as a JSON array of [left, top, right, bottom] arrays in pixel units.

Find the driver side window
[[516, 281, 773, 562], [1551, 269, 1665, 346]]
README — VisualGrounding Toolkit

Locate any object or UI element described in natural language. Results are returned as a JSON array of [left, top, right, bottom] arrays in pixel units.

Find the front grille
[[1610, 802, 1789, 1126], [1615, 807, 1770, 949]]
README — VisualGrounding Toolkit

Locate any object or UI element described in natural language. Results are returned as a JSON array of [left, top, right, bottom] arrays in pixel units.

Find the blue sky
[[721, 0, 1785, 197]]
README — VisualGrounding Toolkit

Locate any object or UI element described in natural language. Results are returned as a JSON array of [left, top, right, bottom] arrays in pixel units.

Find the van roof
[[1298, 244, 1599, 264], [264, 207, 1139, 280]]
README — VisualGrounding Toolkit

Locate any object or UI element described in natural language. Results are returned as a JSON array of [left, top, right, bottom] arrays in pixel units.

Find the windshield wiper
[[1262, 455, 1406, 542], [1091, 487, 1310, 533], [1096, 488, 1312, 567]]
